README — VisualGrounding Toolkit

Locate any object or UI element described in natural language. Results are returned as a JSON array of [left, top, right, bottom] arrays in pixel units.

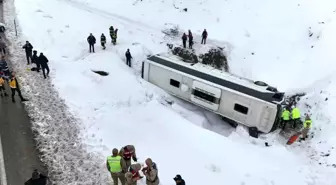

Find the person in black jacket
[[181, 33, 187, 48], [201, 29, 208, 44], [100, 33, 106, 50], [22, 41, 33, 64], [125, 49, 132, 67], [38, 53, 50, 79], [32, 50, 40, 72], [173, 174, 185, 185], [87, 33, 96, 53], [24, 169, 48, 185]]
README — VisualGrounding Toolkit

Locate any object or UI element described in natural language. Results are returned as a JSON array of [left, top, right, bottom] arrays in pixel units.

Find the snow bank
[[5, 0, 336, 184]]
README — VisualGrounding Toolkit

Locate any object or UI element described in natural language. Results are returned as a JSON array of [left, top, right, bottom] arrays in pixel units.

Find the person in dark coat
[[188, 30, 193, 49], [109, 26, 114, 43], [87, 33, 96, 53], [38, 53, 50, 79], [0, 55, 10, 78], [100, 33, 106, 50], [201, 29, 208, 44], [173, 174, 185, 185], [181, 33, 187, 48], [22, 41, 33, 64], [24, 169, 48, 185], [0, 38, 6, 55], [32, 50, 40, 72], [9, 71, 27, 103], [125, 49, 132, 67], [112, 28, 118, 45]]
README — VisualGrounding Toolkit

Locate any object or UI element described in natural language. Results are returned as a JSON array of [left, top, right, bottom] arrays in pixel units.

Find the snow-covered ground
[[3, 0, 336, 184]]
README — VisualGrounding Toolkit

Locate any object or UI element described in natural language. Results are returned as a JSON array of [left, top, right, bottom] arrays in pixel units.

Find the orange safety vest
[[9, 78, 17, 88], [0, 78, 4, 86]]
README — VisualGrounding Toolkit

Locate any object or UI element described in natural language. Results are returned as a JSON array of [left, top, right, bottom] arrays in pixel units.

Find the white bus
[[141, 53, 284, 134]]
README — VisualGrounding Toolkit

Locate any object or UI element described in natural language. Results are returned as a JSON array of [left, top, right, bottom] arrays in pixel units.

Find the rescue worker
[[113, 28, 118, 45], [0, 74, 8, 97], [125, 49, 133, 68], [107, 148, 127, 185], [125, 163, 143, 185], [181, 33, 187, 48], [173, 174, 185, 185], [24, 169, 48, 185], [119, 145, 137, 169], [188, 30, 193, 49], [22, 41, 33, 64], [201, 29, 208, 44], [32, 50, 40, 72], [87, 33, 96, 53], [101, 33, 106, 50], [0, 55, 10, 78], [281, 107, 290, 130], [38, 53, 50, 79], [109, 26, 115, 43], [291, 105, 301, 128], [9, 71, 27, 103], [0, 37, 6, 55], [141, 158, 159, 185], [302, 115, 312, 139]]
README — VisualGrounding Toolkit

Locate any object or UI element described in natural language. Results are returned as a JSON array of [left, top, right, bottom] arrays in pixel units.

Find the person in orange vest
[[9, 72, 28, 103], [0, 73, 8, 97]]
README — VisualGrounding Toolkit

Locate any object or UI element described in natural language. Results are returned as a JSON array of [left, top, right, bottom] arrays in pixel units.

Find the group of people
[[0, 37, 29, 102], [281, 104, 312, 140], [87, 26, 134, 68], [22, 41, 50, 79], [181, 29, 208, 49], [107, 145, 186, 185]]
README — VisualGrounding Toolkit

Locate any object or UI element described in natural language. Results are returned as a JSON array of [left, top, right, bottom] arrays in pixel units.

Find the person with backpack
[[38, 52, 50, 79], [142, 158, 159, 185], [181, 33, 187, 48], [201, 29, 208, 44], [24, 169, 48, 185], [188, 30, 193, 49], [22, 41, 33, 64], [125, 49, 133, 67], [101, 33, 106, 50], [87, 33, 96, 53]]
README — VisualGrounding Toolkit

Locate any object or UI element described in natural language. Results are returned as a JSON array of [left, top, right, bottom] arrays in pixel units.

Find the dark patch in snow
[[92, 70, 109, 76]]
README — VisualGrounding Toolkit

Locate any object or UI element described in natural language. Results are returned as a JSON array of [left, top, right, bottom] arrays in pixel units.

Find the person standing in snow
[[107, 148, 127, 185], [22, 41, 33, 65], [24, 169, 48, 185], [0, 37, 6, 55], [32, 50, 40, 72], [188, 30, 193, 49], [0, 73, 8, 97], [181, 33, 187, 48], [141, 158, 159, 185], [101, 33, 107, 50], [38, 52, 50, 79], [125, 163, 143, 185], [9, 71, 28, 103], [109, 26, 115, 43], [125, 49, 133, 68], [119, 145, 137, 169], [201, 29, 208, 45], [173, 174, 185, 185], [280, 107, 290, 130], [301, 115, 312, 140], [291, 105, 301, 129], [113, 28, 118, 45], [0, 55, 10, 78], [87, 33, 96, 53]]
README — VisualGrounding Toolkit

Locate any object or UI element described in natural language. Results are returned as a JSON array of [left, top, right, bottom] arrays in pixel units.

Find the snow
[[3, 0, 336, 184]]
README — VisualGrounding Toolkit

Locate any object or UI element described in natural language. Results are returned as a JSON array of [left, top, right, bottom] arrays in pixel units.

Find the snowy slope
[[3, 0, 336, 184]]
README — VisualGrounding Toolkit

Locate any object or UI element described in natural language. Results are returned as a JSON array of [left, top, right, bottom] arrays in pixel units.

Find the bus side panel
[[143, 61, 150, 81]]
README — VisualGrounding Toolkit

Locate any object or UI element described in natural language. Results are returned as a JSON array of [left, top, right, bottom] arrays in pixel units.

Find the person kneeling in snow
[[142, 158, 159, 185], [125, 163, 143, 185]]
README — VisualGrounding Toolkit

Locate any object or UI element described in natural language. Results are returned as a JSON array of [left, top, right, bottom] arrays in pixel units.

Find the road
[[0, 2, 45, 185]]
